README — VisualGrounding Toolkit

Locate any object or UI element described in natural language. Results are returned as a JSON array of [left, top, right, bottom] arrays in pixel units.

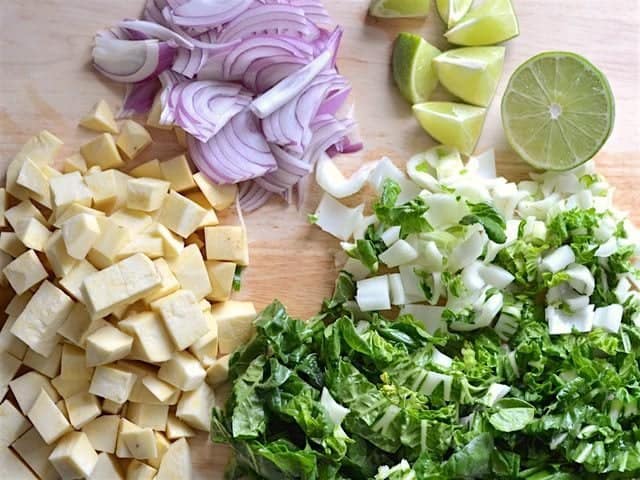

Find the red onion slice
[[118, 19, 194, 48], [238, 181, 274, 212], [119, 77, 161, 118], [171, 0, 254, 27]]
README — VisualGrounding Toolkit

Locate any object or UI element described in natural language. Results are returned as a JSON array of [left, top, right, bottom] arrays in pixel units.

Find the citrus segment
[[392, 33, 441, 104], [369, 0, 431, 18], [444, 0, 519, 46], [436, 0, 473, 28]]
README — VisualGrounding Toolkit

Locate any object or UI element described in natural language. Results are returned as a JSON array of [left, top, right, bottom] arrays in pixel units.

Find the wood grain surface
[[0, 1, 638, 477]]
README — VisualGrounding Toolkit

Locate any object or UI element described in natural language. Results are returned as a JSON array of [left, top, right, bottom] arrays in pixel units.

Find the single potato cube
[[87, 217, 130, 269], [127, 459, 157, 480], [84, 169, 119, 213], [149, 223, 184, 258], [166, 415, 195, 440], [127, 177, 170, 212], [14, 217, 51, 252], [0, 399, 30, 447], [129, 159, 164, 179], [3, 250, 48, 294], [193, 172, 237, 210], [0, 232, 28, 258], [212, 300, 257, 355], [151, 289, 209, 350], [61, 213, 101, 260], [176, 381, 215, 431], [115, 418, 138, 458], [147, 432, 170, 470], [58, 304, 106, 347], [206, 261, 236, 302], [50, 171, 92, 210], [80, 100, 118, 134], [12, 427, 59, 480], [22, 343, 63, 378], [186, 191, 219, 227], [5, 200, 47, 230], [0, 448, 39, 479], [10, 371, 60, 413], [62, 153, 88, 174], [118, 311, 175, 364], [117, 120, 152, 160], [168, 244, 212, 300], [90, 452, 125, 480], [158, 190, 207, 238], [189, 312, 218, 368], [59, 260, 98, 301], [16, 157, 49, 198], [49, 431, 98, 479], [159, 155, 195, 192], [206, 354, 230, 386], [53, 203, 105, 228], [156, 438, 191, 480], [144, 258, 180, 304], [82, 415, 120, 454], [27, 389, 72, 444], [44, 230, 78, 277], [64, 392, 101, 429], [127, 403, 169, 431], [157, 351, 206, 392], [51, 376, 90, 400], [205, 225, 249, 265], [86, 325, 134, 367], [141, 376, 178, 403], [80, 133, 124, 169], [89, 366, 136, 404]]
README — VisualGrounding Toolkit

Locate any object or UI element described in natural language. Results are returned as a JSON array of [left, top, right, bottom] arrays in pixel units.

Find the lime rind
[[393, 33, 441, 104], [369, 0, 431, 18], [445, 0, 519, 46], [436, 0, 473, 28], [501, 51, 615, 171], [434, 46, 506, 107]]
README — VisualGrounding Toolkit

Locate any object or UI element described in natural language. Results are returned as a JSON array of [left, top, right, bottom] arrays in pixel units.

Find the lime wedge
[[369, 0, 431, 18], [434, 47, 505, 107], [392, 33, 441, 104], [413, 102, 487, 155], [444, 0, 519, 46], [436, 0, 473, 28], [501, 52, 615, 171]]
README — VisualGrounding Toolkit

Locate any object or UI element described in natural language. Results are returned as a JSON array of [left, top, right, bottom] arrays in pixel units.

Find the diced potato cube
[[0, 448, 38, 479], [87, 217, 130, 269], [82, 415, 120, 454], [151, 289, 209, 350], [64, 392, 101, 429], [0, 350, 21, 388], [80, 100, 118, 134], [59, 260, 98, 301], [10, 371, 60, 413], [16, 157, 49, 198], [149, 223, 184, 258], [176, 381, 215, 431], [0, 315, 28, 359], [127, 459, 157, 480], [58, 305, 106, 348], [193, 172, 237, 210], [212, 300, 257, 355], [51, 376, 90, 399], [147, 93, 172, 130], [15, 217, 51, 252], [117, 234, 164, 260], [159, 155, 195, 192], [144, 258, 180, 304], [168, 243, 211, 300], [84, 169, 119, 213], [189, 312, 218, 368], [110, 209, 153, 234], [148, 432, 170, 470], [127, 177, 170, 212], [11, 281, 74, 356], [53, 203, 105, 228], [206, 354, 230, 386], [118, 312, 175, 363], [206, 261, 236, 302], [158, 191, 207, 238], [27, 389, 72, 444], [186, 191, 219, 227], [0, 399, 30, 447], [156, 438, 191, 480], [117, 120, 152, 160], [5, 200, 47, 229], [86, 325, 133, 367], [129, 159, 164, 179], [50, 171, 92, 210], [49, 431, 98, 479], [158, 351, 205, 391], [62, 153, 88, 173], [12, 427, 59, 480], [22, 343, 63, 378], [61, 343, 93, 381], [45, 230, 78, 278], [0, 232, 28, 257], [127, 403, 169, 431], [89, 452, 125, 480], [205, 225, 249, 265], [166, 415, 195, 440], [81, 133, 124, 169], [15, 130, 64, 165], [61, 213, 101, 260], [141, 376, 178, 403], [89, 366, 137, 404], [3, 250, 48, 294]]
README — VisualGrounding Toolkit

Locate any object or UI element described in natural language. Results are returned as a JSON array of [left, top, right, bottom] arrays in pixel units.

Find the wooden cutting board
[[1, 1, 638, 477]]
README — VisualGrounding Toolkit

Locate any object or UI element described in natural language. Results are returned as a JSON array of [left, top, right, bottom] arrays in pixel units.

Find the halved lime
[[444, 0, 519, 46], [413, 102, 487, 155], [434, 47, 505, 107], [369, 0, 431, 18], [502, 52, 615, 171], [436, 0, 473, 28], [392, 33, 441, 104]]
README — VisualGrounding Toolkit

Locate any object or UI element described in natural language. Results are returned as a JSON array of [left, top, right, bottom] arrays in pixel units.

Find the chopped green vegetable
[[232, 265, 245, 292], [460, 201, 507, 243]]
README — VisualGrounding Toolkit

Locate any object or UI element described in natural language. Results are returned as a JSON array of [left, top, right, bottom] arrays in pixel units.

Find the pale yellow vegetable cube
[[205, 225, 249, 265], [0, 350, 21, 387], [86, 325, 133, 367], [50, 171, 92, 210], [82, 415, 120, 453], [117, 120, 152, 160], [115, 418, 137, 458], [176, 381, 215, 431], [22, 343, 63, 378], [151, 289, 209, 350], [12, 427, 59, 480], [89, 452, 125, 480], [0, 448, 38, 479], [160, 155, 195, 192], [0, 399, 30, 447], [62, 153, 88, 173], [147, 432, 170, 470], [206, 354, 230, 386], [127, 403, 169, 431], [102, 399, 125, 415], [141, 376, 178, 403], [27, 389, 72, 444], [3, 250, 48, 294], [117, 234, 164, 260], [81, 133, 124, 169], [127, 177, 170, 212], [186, 190, 219, 227], [64, 391, 101, 429], [62, 212, 101, 260], [129, 158, 164, 179], [84, 169, 119, 213], [174, 127, 188, 148], [118, 311, 175, 364], [147, 93, 172, 130], [89, 366, 137, 404], [9, 371, 59, 414], [144, 258, 180, 304], [158, 190, 207, 238], [59, 260, 98, 301], [58, 306, 107, 348], [166, 415, 195, 440], [87, 217, 131, 269], [158, 351, 206, 391], [206, 260, 236, 302], [110, 208, 153, 234], [11, 281, 74, 356], [213, 300, 257, 355], [0, 232, 28, 257], [193, 172, 237, 210], [149, 223, 184, 258], [14, 217, 51, 252], [16, 130, 63, 165], [0, 315, 28, 359], [156, 437, 191, 480], [51, 376, 90, 400], [189, 312, 218, 368], [53, 203, 105, 228], [167, 243, 211, 300], [128, 459, 158, 480], [61, 343, 93, 381], [80, 100, 118, 134], [5, 200, 47, 229], [44, 230, 78, 277], [16, 157, 49, 198], [49, 431, 98, 479]]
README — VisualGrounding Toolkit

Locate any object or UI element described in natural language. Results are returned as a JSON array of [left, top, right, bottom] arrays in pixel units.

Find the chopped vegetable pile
[[213, 148, 640, 478]]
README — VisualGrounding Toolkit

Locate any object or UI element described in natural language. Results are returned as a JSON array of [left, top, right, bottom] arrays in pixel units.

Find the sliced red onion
[[263, 0, 331, 25], [119, 77, 161, 118], [93, 37, 176, 83], [170, 0, 254, 27], [302, 114, 352, 164], [173, 47, 209, 77], [243, 55, 307, 92], [118, 19, 194, 48], [238, 181, 274, 212]]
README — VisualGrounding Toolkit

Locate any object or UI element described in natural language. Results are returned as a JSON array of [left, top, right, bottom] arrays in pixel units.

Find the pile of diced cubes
[[0, 100, 257, 479]]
